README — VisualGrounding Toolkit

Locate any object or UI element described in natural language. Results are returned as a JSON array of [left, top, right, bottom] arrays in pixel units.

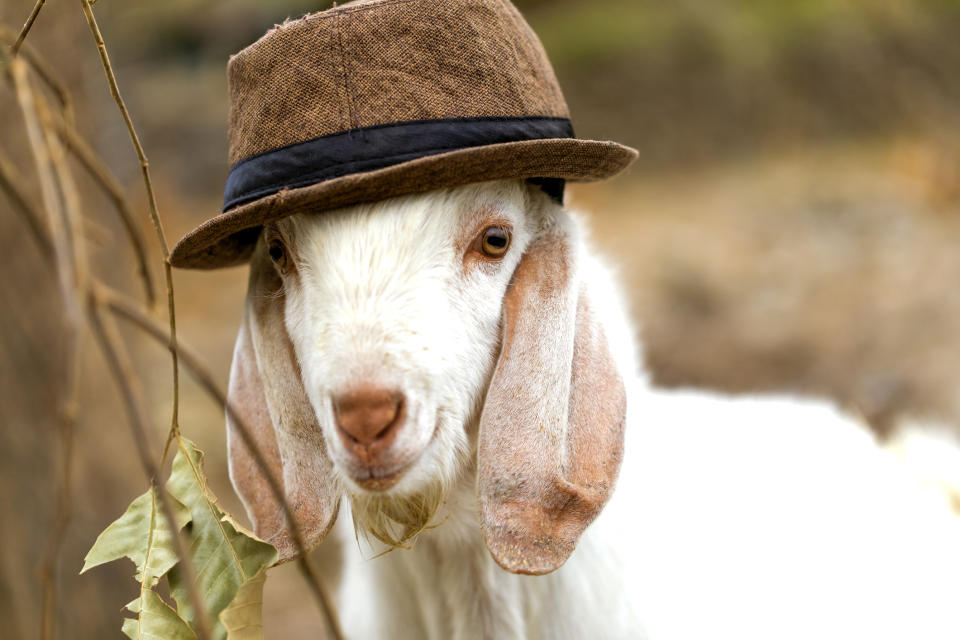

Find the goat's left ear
[[226, 241, 340, 562], [477, 221, 627, 575]]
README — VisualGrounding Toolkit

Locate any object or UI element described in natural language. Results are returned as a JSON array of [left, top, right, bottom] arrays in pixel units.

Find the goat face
[[228, 179, 628, 574], [275, 180, 534, 497]]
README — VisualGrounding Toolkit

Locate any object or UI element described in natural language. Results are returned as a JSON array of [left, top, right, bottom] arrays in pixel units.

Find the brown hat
[[170, 0, 637, 269]]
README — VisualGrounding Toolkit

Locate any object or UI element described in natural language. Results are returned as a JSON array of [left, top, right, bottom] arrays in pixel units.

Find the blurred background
[[2, 0, 959, 637]]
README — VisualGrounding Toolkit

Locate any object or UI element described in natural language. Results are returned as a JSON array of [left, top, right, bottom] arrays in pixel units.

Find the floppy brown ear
[[227, 241, 340, 562], [477, 224, 627, 575]]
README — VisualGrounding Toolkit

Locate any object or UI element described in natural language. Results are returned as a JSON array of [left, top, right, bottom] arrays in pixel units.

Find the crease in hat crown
[[170, 0, 638, 269]]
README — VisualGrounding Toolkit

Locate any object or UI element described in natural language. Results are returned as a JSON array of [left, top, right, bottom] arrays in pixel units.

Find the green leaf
[[81, 486, 191, 587], [167, 438, 278, 640], [80, 437, 276, 640], [219, 569, 268, 640], [121, 591, 198, 640]]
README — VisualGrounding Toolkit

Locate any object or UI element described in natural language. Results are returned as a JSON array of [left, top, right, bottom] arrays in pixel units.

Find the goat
[[225, 179, 960, 639]]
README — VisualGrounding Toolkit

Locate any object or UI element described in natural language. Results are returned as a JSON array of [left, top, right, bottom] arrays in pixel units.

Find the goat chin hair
[[226, 179, 960, 640]]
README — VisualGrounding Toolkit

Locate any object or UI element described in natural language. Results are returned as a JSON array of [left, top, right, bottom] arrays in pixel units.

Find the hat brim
[[170, 138, 637, 269]]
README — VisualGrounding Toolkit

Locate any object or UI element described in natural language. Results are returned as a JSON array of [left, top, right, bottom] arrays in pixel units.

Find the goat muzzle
[[333, 387, 408, 488]]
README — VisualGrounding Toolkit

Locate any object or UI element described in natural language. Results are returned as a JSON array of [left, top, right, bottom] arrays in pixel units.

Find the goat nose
[[333, 387, 404, 446]]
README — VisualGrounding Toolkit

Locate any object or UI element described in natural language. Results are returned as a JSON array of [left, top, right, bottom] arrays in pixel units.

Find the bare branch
[[39, 99, 157, 306], [0, 148, 54, 258], [14, 57, 93, 640], [2, 32, 156, 307], [40, 98, 89, 308], [0, 24, 74, 122], [78, 0, 181, 461], [81, 215, 113, 247], [97, 283, 346, 640], [10, 0, 45, 56], [12, 48, 199, 639], [7, 5, 346, 636], [39, 333, 83, 640], [10, 57, 79, 324], [12, 53, 91, 640]]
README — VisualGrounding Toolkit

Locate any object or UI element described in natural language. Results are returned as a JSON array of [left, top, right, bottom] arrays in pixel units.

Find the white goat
[[226, 179, 960, 640]]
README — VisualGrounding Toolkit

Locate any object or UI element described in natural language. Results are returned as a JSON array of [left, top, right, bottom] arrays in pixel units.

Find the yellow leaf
[[121, 591, 197, 640], [81, 487, 190, 587], [219, 569, 268, 640], [167, 438, 277, 639]]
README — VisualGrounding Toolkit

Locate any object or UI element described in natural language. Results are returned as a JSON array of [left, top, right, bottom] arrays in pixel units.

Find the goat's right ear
[[477, 220, 627, 576], [227, 240, 340, 562]]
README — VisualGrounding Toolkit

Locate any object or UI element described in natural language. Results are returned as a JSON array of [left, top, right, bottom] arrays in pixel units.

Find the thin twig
[[40, 97, 89, 310], [10, 0, 46, 56], [0, 25, 74, 122], [3, 29, 155, 309], [13, 54, 88, 640], [81, 215, 113, 247], [97, 283, 346, 640], [38, 97, 156, 306], [11, 5, 344, 636], [39, 332, 83, 640], [10, 48, 209, 639], [37, 136, 84, 640], [0, 148, 54, 258], [86, 296, 214, 640], [10, 57, 79, 326], [78, 0, 181, 461]]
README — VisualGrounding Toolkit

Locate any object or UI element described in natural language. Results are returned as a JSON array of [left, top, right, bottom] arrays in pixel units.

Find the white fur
[[267, 180, 960, 639]]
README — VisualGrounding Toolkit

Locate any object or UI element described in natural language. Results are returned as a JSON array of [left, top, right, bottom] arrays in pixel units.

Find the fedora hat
[[170, 0, 638, 269]]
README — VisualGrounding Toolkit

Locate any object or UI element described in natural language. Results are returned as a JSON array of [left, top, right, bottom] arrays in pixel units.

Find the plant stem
[[39, 100, 156, 306], [78, 0, 181, 464], [98, 283, 346, 640], [0, 148, 54, 258], [10, 0, 45, 56], [0, 25, 74, 122], [13, 55, 88, 640], [87, 296, 213, 640]]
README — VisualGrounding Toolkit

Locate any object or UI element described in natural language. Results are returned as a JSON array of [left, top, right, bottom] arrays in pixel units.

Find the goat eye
[[267, 239, 290, 273], [480, 226, 511, 258]]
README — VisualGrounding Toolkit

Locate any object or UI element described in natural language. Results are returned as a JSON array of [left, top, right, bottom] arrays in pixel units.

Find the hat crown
[[170, 0, 635, 270], [227, 0, 569, 165]]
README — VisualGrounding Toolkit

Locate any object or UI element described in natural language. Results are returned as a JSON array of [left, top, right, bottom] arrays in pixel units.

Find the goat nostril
[[333, 387, 405, 447]]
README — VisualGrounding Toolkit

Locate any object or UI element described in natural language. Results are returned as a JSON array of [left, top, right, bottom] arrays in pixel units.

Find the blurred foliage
[[530, 0, 960, 168], [72, 0, 960, 182], [534, 0, 957, 63]]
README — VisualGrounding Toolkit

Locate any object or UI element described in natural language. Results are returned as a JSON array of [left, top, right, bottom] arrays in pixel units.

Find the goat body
[[331, 257, 960, 640], [228, 180, 960, 639]]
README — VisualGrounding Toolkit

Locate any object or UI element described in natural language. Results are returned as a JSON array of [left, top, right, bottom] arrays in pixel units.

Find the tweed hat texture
[[170, 0, 638, 269]]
